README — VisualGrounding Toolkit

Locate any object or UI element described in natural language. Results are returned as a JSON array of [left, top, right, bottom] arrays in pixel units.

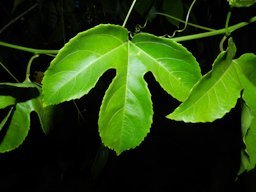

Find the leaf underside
[[42, 24, 201, 154]]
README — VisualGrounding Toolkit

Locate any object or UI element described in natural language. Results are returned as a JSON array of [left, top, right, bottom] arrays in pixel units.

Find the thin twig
[[0, 61, 19, 82], [25, 54, 39, 82], [122, 0, 137, 27], [0, 3, 38, 35]]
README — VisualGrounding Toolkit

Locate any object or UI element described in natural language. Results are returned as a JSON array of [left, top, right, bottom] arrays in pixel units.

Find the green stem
[[122, 0, 137, 27], [172, 16, 256, 42], [0, 41, 59, 54], [225, 11, 232, 36], [25, 54, 39, 82]]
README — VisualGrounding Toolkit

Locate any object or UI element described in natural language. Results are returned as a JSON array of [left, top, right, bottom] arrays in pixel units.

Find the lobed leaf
[[0, 81, 54, 152], [42, 24, 201, 154]]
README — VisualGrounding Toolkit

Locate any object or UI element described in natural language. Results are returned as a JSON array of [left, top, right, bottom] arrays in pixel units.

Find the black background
[[0, 0, 256, 191]]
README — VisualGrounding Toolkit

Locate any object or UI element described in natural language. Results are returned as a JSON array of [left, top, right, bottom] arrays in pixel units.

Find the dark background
[[0, 0, 256, 191]]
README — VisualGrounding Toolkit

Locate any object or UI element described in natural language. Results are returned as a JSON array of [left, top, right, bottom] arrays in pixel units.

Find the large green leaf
[[168, 39, 242, 122], [0, 81, 54, 152], [42, 24, 201, 154], [233, 53, 256, 174]]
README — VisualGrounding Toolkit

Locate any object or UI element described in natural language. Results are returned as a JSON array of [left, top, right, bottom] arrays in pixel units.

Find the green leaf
[[32, 97, 54, 134], [233, 53, 256, 174], [0, 96, 15, 109], [162, 0, 184, 26], [42, 24, 201, 154], [239, 103, 256, 174], [168, 38, 242, 122], [0, 81, 54, 152], [0, 100, 32, 153], [0, 82, 40, 101], [227, 0, 256, 7], [0, 108, 14, 132]]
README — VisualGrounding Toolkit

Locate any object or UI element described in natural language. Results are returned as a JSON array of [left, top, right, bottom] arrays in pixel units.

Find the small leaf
[[239, 103, 256, 174], [227, 0, 256, 7], [168, 38, 241, 122], [32, 97, 55, 134], [0, 96, 15, 109], [234, 53, 256, 174], [0, 101, 31, 153], [0, 108, 14, 132], [162, 0, 184, 26], [0, 80, 54, 152], [42, 24, 201, 154]]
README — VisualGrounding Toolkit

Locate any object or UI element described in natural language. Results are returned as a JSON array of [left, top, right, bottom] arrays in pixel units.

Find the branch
[[172, 16, 256, 42]]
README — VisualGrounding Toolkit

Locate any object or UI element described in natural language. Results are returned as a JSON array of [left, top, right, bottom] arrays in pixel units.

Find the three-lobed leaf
[[42, 24, 201, 154]]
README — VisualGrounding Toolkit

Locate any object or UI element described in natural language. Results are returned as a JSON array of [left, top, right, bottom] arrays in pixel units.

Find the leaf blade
[[133, 33, 201, 101], [234, 53, 256, 174], [99, 43, 153, 154], [168, 39, 241, 122], [0, 101, 31, 153], [42, 24, 128, 106], [0, 96, 15, 109]]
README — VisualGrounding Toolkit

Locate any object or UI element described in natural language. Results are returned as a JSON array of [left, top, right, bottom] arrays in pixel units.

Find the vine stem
[[172, 16, 256, 42], [0, 41, 59, 54], [122, 0, 137, 27], [25, 54, 39, 82], [219, 10, 232, 51]]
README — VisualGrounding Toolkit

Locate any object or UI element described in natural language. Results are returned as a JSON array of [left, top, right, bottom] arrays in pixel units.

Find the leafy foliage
[[0, 0, 255, 181], [234, 54, 256, 174], [0, 81, 53, 152], [42, 24, 201, 154], [227, 0, 256, 7]]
